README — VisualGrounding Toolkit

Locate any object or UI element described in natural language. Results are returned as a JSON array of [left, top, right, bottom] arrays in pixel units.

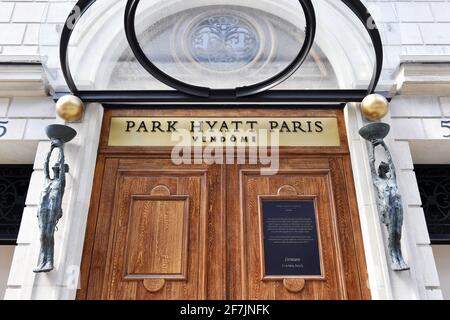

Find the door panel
[[229, 158, 368, 300], [79, 159, 225, 300], [106, 173, 201, 300], [125, 194, 189, 278], [239, 169, 343, 299]]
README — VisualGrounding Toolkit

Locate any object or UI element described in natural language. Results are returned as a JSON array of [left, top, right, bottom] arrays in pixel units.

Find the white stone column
[[346, 98, 443, 300], [346, 103, 394, 300], [4, 104, 103, 300]]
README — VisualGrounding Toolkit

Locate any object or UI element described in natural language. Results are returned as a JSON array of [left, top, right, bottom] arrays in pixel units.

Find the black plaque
[[261, 199, 322, 277]]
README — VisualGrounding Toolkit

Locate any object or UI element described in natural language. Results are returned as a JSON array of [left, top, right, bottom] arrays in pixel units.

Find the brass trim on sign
[[257, 195, 326, 282], [108, 117, 340, 147]]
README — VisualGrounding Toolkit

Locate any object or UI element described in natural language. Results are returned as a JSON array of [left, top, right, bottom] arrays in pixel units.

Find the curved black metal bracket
[[59, 0, 384, 99], [124, 0, 210, 97], [60, 0, 97, 95], [341, 0, 383, 94], [235, 1, 316, 97]]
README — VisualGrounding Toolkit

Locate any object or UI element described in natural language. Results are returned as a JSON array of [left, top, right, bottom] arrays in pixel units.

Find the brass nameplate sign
[[108, 117, 340, 147]]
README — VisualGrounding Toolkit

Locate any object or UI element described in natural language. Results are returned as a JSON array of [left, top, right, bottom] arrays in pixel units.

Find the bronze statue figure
[[34, 125, 76, 273], [360, 123, 410, 271]]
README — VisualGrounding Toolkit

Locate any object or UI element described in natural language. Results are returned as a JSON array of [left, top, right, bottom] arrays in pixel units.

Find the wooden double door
[[77, 108, 370, 300]]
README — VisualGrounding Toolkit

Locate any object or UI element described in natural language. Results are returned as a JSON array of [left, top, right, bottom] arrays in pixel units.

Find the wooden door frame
[[76, 107, 370, 300]]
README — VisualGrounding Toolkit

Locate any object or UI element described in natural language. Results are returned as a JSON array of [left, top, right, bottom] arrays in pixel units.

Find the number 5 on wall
[[442, 121, 450, 138], [0, 121, 8, 138]]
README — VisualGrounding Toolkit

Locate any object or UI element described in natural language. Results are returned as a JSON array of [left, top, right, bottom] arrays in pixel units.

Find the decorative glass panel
[[39, 0, 394, 92], [135, 2, 305, 89], [188, 14, 260, 72]]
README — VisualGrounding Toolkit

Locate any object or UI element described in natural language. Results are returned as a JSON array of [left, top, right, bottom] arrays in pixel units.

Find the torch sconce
[[359, 122, 410, 272], [34, 125, 77, 273]]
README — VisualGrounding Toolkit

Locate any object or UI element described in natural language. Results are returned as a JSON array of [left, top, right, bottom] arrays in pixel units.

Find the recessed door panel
[[125, 194, 189, 279], [106, 172, 203, 300], [79, 159, 225, 300], [239, 169, 344, 300]]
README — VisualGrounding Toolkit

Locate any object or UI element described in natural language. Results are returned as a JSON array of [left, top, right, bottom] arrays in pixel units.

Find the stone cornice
[[0, 63, 48, 97], [396, 60, 450, 96]]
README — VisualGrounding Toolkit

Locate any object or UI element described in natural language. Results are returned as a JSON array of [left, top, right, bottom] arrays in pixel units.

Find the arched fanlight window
[[39, 0, 389, 103]]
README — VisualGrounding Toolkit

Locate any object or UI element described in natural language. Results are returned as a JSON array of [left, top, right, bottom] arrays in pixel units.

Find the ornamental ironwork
[[189, 15, 260, 72], [415, 165, 450, 244], [0, 165, 33, 244]]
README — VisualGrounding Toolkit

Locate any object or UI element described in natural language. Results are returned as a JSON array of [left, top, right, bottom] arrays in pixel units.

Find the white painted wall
[[432, 246, 450, 300], [0, 246, 15, 299]]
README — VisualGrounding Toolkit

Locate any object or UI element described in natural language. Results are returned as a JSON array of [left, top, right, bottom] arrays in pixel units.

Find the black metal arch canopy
[[58, 0, 384, 103]]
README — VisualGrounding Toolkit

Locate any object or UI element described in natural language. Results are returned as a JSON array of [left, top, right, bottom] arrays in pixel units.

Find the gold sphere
[[361, 94, 389, 122], [56, 95, 84, 122]]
